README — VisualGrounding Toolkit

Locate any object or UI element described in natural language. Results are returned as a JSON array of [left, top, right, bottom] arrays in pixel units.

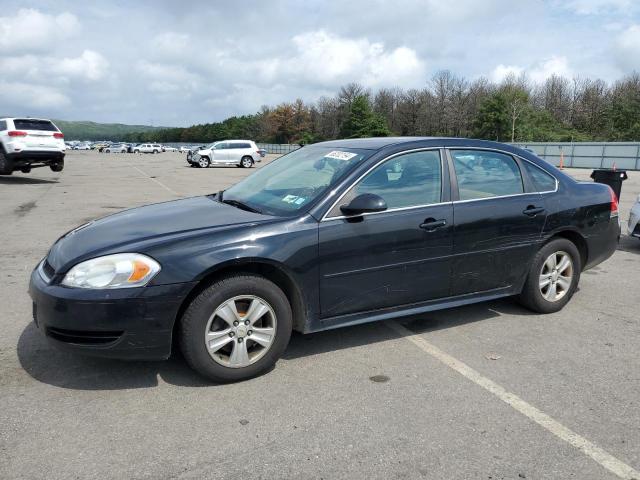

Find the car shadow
[[0, 176, 59, 185], [17, 298, 533, 391], [618, 234, 640, 254]]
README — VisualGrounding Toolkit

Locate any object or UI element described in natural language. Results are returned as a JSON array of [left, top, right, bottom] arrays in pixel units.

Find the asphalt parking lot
[[1, 150, 639, 479]]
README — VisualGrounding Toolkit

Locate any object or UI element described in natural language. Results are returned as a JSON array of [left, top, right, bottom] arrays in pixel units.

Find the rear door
[[448, 149, 547, 295], [318, 148, 454, 319], [12, 119, 61, 150]]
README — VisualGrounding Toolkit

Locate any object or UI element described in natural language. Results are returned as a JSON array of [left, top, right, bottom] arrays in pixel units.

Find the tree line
[[123, 71, 640, 145]]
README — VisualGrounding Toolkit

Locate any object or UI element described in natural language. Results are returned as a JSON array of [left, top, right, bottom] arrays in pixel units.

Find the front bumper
[[29, 265, 196, 360]]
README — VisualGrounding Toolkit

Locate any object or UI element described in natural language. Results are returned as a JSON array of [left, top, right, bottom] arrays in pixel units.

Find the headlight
[[62, 253, 161, 289]]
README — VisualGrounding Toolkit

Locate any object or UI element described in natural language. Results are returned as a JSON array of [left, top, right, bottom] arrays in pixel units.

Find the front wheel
[[518, 238, 581, 314], [134, 150, 140, 154], [241, 156, 253, 168], [197, 156, 210, 168], [179, 274, 293, 382], [50, 161, 64, 172]]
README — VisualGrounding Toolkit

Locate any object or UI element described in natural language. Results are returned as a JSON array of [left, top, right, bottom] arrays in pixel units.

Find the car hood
[[47, 196, 274, 272]]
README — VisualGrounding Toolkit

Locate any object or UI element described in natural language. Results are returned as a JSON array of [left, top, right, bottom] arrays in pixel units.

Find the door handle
[[419, 218, 447, 231], [523, 205, 545, 217]]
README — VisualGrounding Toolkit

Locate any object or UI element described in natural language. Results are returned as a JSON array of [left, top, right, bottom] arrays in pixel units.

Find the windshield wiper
[[221, 198, 262, 214]]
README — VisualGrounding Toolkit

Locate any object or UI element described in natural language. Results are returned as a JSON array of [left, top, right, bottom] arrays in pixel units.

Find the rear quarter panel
[[542, 179, 618, 269]]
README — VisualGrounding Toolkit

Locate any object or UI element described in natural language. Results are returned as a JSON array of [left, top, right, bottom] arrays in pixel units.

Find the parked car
[[29, 138, 620, 382], [257, 148, 267, 158], [179, 146, 192, 153], [104, 144, 128, 153], [189, 140, 260, 168], [186, 145, 206, 164], [163, 146, 178, 152], [629, 194, 640, 239], [73, 143, 91, 150], [134, 143, 163, 154], [0, 117, 65, 175]]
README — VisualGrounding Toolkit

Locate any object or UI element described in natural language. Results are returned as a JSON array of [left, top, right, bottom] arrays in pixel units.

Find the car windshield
[[222, 146, 373, 216]]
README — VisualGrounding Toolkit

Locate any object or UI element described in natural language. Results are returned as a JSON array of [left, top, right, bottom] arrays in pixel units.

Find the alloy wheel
[[539, 251, 573, 302], [204, 295, 277, 368]]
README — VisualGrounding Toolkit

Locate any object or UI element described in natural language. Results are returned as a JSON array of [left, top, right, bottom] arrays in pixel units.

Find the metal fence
[[256, 143, 301, 154], [512, 142, 640, 170]]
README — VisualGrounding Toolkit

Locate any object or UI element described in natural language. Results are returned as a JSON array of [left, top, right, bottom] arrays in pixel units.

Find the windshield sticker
[[324, 150, 357, 161], [282, 195, 308, 205]]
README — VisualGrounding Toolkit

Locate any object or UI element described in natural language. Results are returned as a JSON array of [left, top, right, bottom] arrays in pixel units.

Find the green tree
[[473, 92, 509, 141], [340, 95, 391, 138]]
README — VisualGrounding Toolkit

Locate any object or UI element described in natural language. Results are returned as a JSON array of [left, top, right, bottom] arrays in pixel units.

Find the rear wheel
[[50, 160, 64, 172], [179, 274, 292, 382], [241, 156, 253, 168], [518, 238, 581, 313], [0, 150, 13, 175]]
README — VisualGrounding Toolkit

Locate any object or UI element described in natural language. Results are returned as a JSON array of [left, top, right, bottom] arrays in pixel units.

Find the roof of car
[[311, 136, 535, 155]]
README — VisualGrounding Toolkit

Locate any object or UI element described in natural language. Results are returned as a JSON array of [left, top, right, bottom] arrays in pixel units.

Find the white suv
[[0, 117, 65, 175], [189, 140, 260, 168], [133, 143, 163, 154]]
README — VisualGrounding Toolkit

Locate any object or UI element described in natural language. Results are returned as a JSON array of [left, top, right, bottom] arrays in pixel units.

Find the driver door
[[318, 149, 453, 320]]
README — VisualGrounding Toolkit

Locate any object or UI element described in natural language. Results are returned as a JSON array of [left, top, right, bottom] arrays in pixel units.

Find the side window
[[329, 150, 442, 216], [215, 143, 228, 150], [522, 161, 557, 192], [451, 150, 523, 200]]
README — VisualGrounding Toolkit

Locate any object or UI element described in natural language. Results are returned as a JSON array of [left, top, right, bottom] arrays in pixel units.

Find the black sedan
[[29, 137, 620, 382]]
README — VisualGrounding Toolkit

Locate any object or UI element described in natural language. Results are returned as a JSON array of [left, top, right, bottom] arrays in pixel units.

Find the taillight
[[609, 187, 619, 218], [53, 132, 64, 138], [8, 130, 27, 137]]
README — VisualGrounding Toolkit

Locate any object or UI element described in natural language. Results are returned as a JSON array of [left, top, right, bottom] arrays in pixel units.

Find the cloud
[[0, 82, 70, 109], [613, 24, 640, 70], [0, 9, 79, 53], [530, 56, 572, 83], [52, 50, 109, 81], [490, 64, 525, 83], [285, 30, 426, 88], [560, 0, 634, 14], [0, 50, 109, 82], [152, 32, 190, 59], [490, 56, 572, 84]]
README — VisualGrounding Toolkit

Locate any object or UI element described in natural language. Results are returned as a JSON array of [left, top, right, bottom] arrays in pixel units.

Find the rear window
[[522, 161, 557, 192], [13, 119, 58, 131]]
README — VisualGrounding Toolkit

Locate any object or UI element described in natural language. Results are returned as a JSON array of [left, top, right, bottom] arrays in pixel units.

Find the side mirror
[[340, 193, 387, 216]]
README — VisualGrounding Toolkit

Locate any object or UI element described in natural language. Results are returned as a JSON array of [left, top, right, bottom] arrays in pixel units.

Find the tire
[[197, 156, 210, 168], [153, 150, 158, 154], [179, 274, 293, 383], [134, 150, 140, 154], [50, 160, 64, 172], [0, 150, 13, 175], [241, 156, 253, 168], [518, 238, 581, 314]]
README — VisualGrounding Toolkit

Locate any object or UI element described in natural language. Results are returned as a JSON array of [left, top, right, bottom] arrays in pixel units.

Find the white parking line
[[133, 166, 180, 196], [386, 321, 640, 480]]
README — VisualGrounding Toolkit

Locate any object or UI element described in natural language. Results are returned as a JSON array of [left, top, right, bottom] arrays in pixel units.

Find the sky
[[0, 0, 639, 127]]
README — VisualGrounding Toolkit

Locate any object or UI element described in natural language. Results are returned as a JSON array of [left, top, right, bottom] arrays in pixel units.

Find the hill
[[53, 120, 168, 141]]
